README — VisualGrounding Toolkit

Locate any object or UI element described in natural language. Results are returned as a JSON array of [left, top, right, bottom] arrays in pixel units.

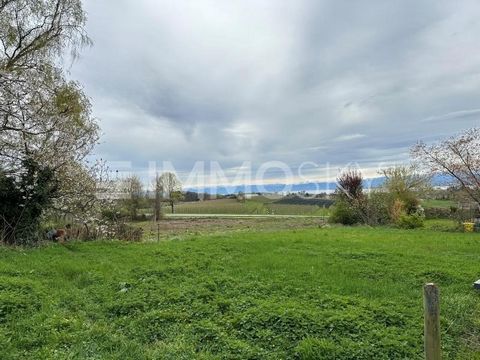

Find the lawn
[[0, 227, 479, 359]]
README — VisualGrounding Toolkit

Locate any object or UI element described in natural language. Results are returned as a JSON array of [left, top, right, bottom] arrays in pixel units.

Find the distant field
[[0, 227, 478, 358], [172, 197, 330, 216], [422, 199, 456, 209]]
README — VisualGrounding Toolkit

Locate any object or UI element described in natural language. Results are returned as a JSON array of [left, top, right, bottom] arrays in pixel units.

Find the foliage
[[0, 0, 96, 171], [121, 176, 144, 220], [114, 223, 143, 242], [423, 207, 454, 220], [396, 208, 425, 229], [336, 169, 364, 201], [362, 191, 392, 226], [389, 198, 406, 223], [0, 0, 101, 241], [51, 159, 116, 223], [381, 165, 431, 215], [329, 199, 361, 225], [331, 169, 369, 225], [0, 227, 478, 358], [0, 159, 58, 245]]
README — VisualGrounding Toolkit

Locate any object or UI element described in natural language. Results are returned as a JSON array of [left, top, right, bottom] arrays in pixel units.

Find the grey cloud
[[72, 0, 480, 182]]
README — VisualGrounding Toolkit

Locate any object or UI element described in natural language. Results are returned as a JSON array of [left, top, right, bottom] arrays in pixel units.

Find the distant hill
[[186, 174, 453, 195], [186, 177, 385, 195]]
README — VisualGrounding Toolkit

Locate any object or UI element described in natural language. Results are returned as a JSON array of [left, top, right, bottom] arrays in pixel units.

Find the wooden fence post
[[424, 283, 441, 360]]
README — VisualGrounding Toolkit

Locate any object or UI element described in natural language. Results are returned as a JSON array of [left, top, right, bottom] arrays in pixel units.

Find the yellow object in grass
[[463, 222, 475, 232]]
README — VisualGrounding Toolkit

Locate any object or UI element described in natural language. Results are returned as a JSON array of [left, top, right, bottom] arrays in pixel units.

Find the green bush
[[329, 200, 361, 225], [0, 159, 58, 245], [363, 192, 392, 226], [397, 210, 425, 229], [101, 208, 128, 221]]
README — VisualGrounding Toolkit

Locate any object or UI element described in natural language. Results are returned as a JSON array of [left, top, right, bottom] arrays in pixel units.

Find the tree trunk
[[154, 192, 161, 221]]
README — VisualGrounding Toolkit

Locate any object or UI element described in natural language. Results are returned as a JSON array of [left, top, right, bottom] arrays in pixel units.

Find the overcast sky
[[71, 0, 480, 186]]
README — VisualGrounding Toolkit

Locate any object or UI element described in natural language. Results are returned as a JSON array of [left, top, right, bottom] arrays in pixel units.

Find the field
[[172, 197, 330, 216], [131, 217, 327, 241], [422, 199, 457, 209], [0, 225, 479, 359]]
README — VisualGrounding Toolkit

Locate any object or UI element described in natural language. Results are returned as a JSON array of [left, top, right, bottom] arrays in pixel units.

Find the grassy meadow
[[172, 197, 330, 216], [0, 226, 479, 359]]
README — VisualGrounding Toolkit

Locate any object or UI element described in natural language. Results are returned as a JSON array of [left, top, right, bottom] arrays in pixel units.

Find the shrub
[[114, 223, 143, 242], [424, 207, 452, 219], [336, 169, 364, 200], [0, 160, 58, 245], [101, 208, 128, 221], [390, 199, 406, 223], [329, 200, 362, 225], [363, 192, 392, 226], [397, 209, 425, 229]]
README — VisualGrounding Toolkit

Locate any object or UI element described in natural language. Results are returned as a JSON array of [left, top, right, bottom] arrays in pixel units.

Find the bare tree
[[156, 172, 182, 214], [411, 128, 480, 209]]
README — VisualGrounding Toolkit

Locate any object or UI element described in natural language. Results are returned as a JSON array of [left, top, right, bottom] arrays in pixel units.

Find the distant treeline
[[274, 195, 334, 207]]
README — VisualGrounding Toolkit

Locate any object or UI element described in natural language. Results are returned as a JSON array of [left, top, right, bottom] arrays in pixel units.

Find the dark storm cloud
[[72, 0, 480, 183]]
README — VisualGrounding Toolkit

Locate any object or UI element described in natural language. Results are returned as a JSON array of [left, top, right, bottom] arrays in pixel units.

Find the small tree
[[156, 172, 182, 214], [381, 165, 430, 214], [331, 169, 392, 226], [412, 128, 480, 210], [331, 169, 365, 225], [336, 169, 364, 201], [122, 176, 143, 220], [169, 190, 185, 214]]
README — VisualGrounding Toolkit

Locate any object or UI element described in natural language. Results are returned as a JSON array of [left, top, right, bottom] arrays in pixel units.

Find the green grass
[[174, 199, 261, 214], [173, 198, 330, 216], [422, 199, 456, 209], [424, 219, 461, 232], [0, 227, 479, 359]]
